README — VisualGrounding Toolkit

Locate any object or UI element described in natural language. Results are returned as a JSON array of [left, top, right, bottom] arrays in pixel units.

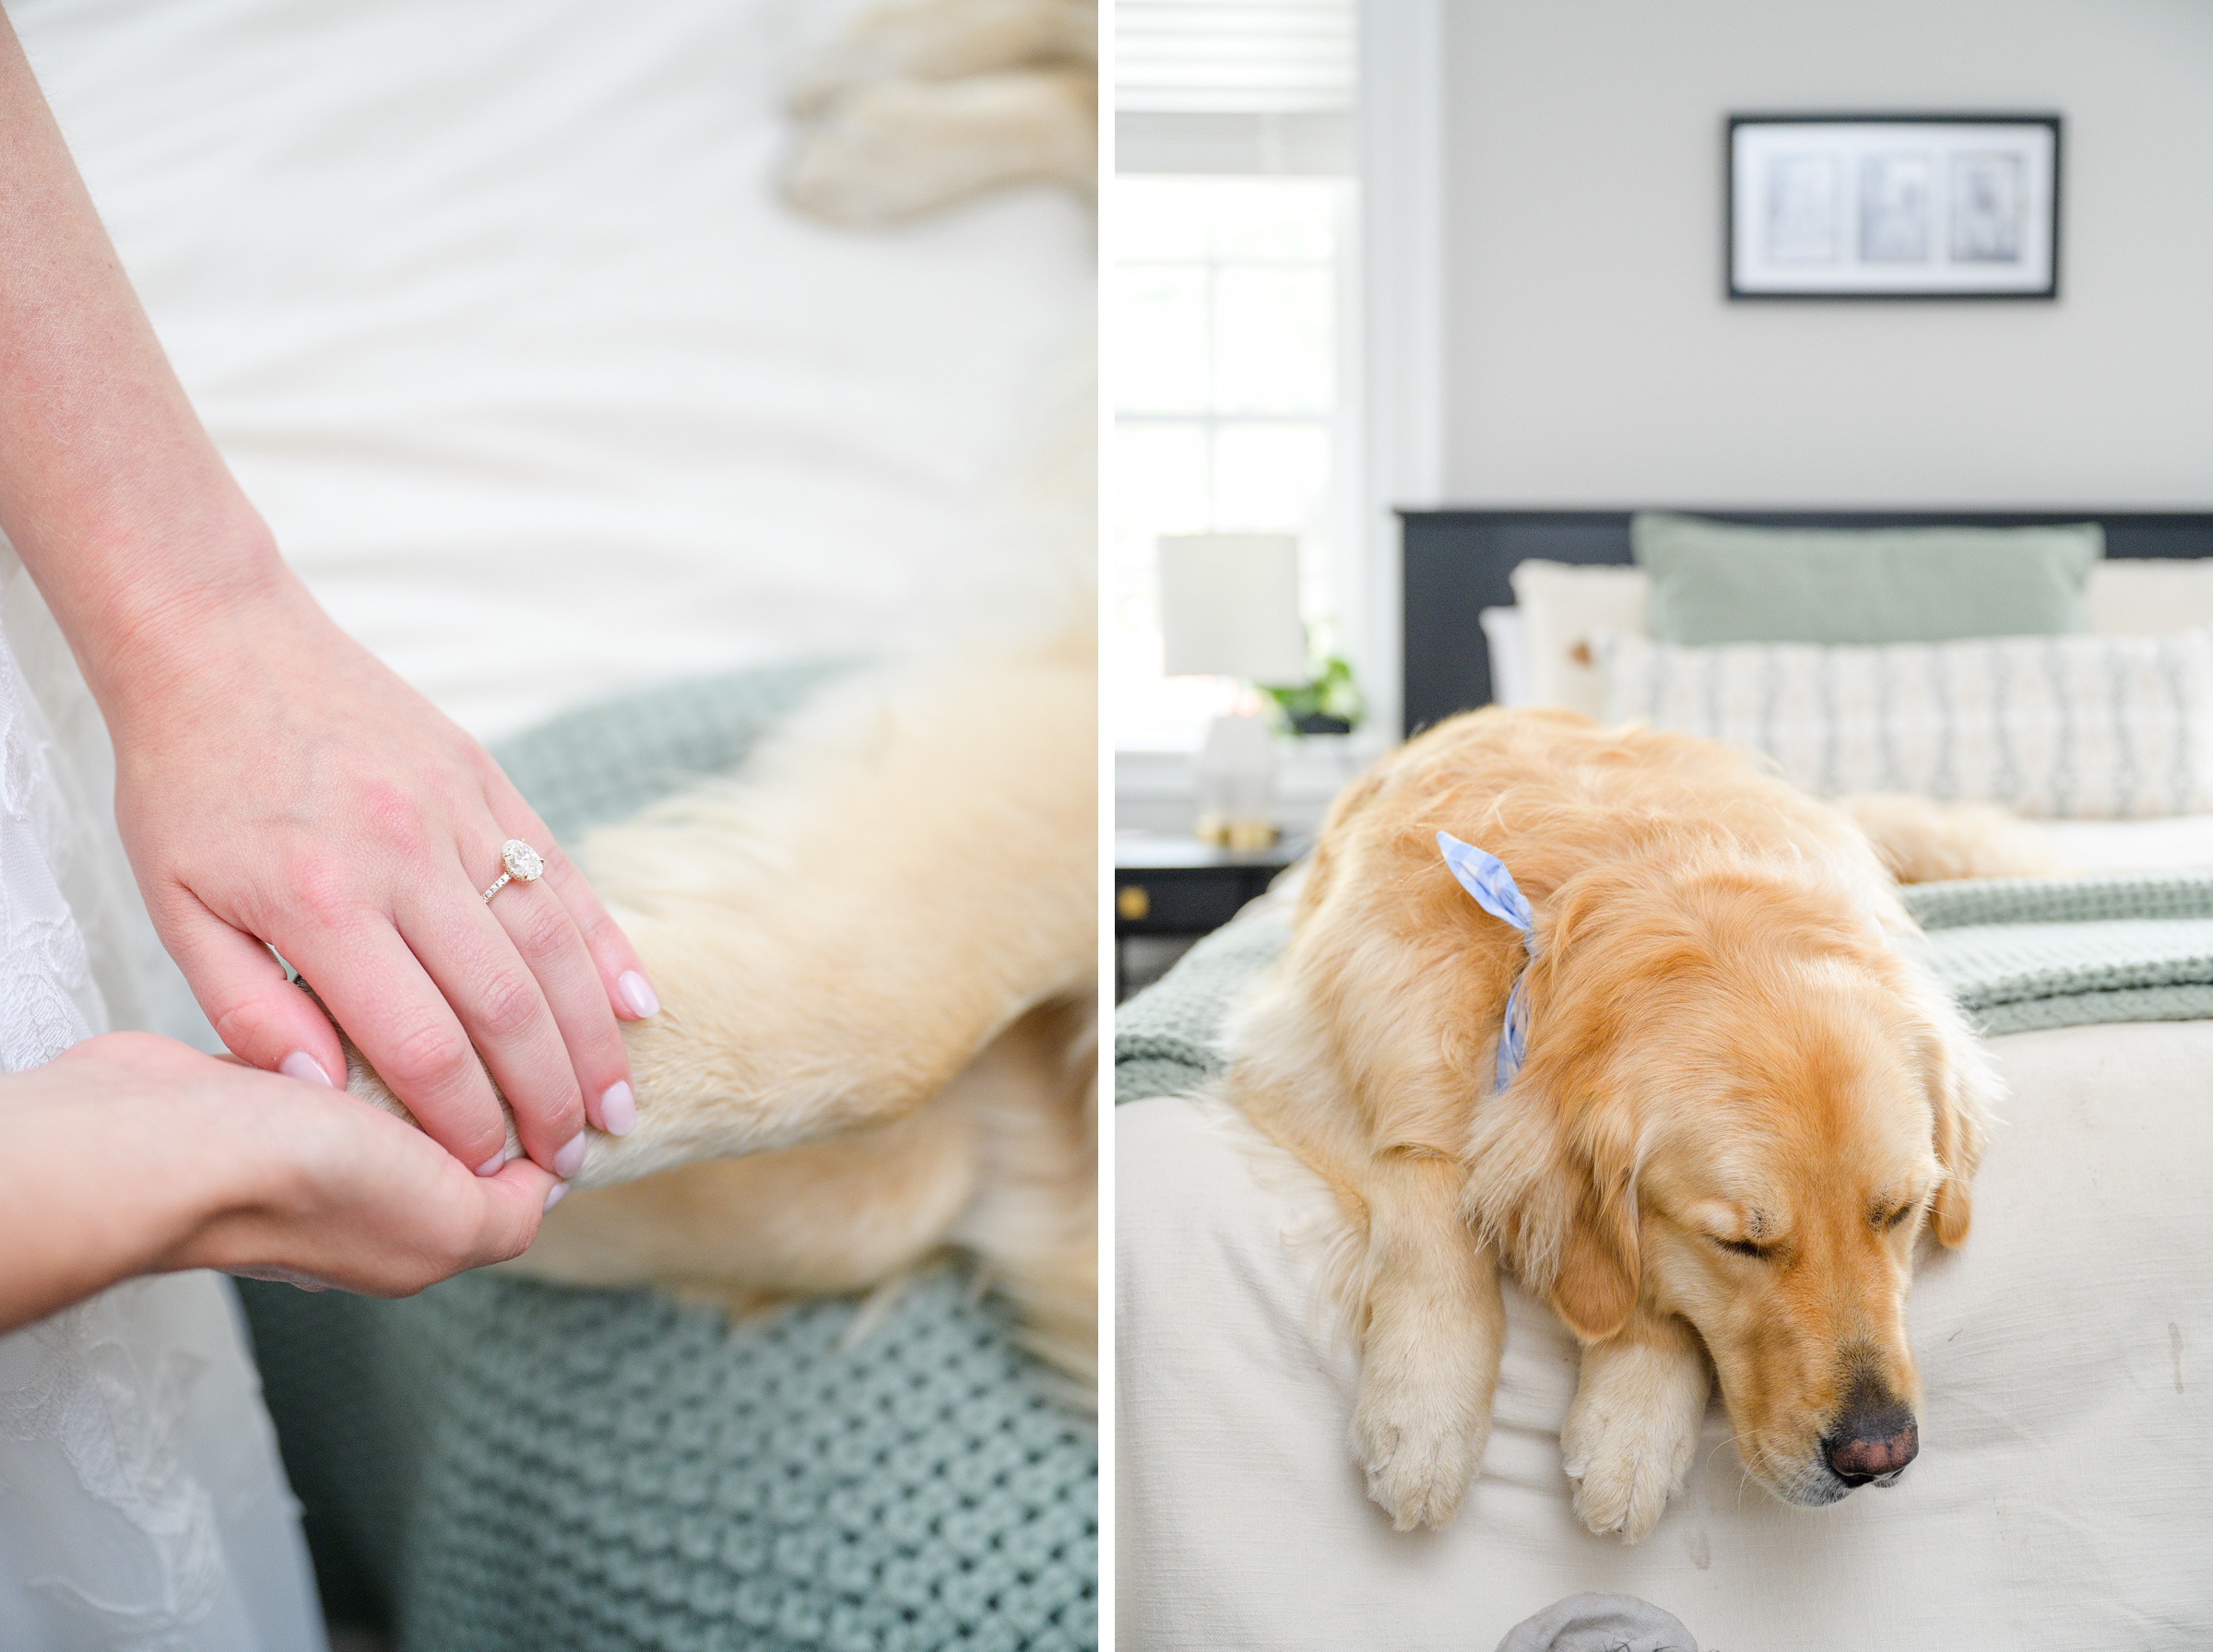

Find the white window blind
[[1116, 0, 1355, 115], [1116, 0, 1355, 174]]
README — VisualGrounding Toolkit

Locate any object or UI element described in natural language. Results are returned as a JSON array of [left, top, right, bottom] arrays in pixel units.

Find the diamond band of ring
[[483, 838, 546, 903]]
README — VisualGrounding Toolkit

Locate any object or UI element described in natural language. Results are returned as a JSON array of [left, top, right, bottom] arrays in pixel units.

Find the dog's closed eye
[[1879, 1202, 1920, 1231], [1710, 1234, 1772, 1260]]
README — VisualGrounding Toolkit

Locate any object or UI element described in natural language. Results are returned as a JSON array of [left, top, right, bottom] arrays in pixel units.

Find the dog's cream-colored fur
[[343, 629, 1097, 1384], [1224, 708, 2051, 1540], [781, 0, 1095, 225], [1841, 790, 2072, 884]]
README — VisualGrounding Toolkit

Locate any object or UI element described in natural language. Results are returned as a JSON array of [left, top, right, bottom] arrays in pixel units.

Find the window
[[1109, 176, 1355, 749], [1111, 1, 1359, 754]]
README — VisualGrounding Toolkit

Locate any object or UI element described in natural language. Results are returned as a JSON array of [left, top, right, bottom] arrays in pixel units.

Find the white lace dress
[[0, 554, 326, 1651]]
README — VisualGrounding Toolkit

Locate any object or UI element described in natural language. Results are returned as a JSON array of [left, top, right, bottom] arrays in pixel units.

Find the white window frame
[[1112, 0, 1445, 833], [1353, 0, 1446, 751]]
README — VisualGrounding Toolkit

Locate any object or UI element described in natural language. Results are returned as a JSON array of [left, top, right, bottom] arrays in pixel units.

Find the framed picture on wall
[[1727, 114, 2061, 300]]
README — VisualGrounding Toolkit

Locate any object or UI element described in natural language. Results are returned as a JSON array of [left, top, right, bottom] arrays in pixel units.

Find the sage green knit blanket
[[1115, 870, 2213, 1104], [239, 663, 1096, 1652]]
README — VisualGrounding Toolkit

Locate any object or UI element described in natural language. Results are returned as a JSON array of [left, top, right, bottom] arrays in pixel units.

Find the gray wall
[[1441, 0, 2213, 506]]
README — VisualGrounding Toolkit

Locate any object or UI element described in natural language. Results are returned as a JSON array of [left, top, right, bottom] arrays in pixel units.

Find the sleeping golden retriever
[[1224, 707, 2029, 1540]]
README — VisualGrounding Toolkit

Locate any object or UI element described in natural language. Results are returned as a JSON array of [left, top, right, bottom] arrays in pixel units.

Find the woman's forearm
[[0, 10, 288, 714], [0, 1045, 265, 1331]]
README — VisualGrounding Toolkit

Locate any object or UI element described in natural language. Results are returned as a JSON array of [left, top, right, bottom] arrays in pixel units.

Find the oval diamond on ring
[[483, 838, 546, 903]]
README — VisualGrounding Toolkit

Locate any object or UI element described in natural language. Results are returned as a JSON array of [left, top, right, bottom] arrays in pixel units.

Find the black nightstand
[[1114, 832, 1306, 998]]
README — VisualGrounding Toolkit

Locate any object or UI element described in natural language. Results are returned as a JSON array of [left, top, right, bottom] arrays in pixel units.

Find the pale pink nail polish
[[474, 1152, 506, 1179], [618, 970, 660, 1019], [544, 1182, 568, 1212], [552, 1131, 587, 1179], [279, 1051, 333, 1088], [599, 1081, 636, 1137]]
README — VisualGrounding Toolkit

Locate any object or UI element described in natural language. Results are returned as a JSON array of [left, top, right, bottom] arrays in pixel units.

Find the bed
[[1117, 508, 2213, 1650]]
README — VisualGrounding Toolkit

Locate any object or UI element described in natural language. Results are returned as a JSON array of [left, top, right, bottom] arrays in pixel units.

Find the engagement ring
[[483, 838, 545, 903]]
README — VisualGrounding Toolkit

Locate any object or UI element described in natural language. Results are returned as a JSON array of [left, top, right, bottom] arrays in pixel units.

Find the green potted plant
[[1263, 654, 1363, 737]]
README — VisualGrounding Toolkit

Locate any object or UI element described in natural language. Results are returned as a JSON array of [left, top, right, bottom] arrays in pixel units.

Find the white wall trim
[[1356, 0, 1447, 740]]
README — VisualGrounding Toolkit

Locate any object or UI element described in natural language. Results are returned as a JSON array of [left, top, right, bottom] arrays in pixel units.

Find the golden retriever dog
[[1224, 707, 2024, 1540], [340, 629, 1098, 1386], [781, 0, 1095, 224]]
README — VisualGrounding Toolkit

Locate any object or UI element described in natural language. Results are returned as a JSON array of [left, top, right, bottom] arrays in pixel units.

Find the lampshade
[[1156, 534, 1308, 685]]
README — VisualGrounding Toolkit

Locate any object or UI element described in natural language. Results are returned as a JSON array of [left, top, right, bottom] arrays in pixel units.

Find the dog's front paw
[[1350, 1379, 1488, 1531], [1560, 1378, 1701, 1542]]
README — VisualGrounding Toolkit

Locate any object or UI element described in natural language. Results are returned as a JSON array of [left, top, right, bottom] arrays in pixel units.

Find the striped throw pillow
[[1597, 626, 2213, 819]]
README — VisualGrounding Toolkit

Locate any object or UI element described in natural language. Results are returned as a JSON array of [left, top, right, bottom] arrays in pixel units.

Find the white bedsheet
[[1118, 1020, 2213, 1649], [2044, 812, 2213, 872], [16, 0, 1092, 738]]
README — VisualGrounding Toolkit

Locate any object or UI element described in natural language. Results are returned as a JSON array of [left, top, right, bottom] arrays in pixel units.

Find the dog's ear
[[1924, 1054, 1991, 1248], [1911, 987, 1997, 1249], [1462, 1084, 1640, 1342], [1548, 1150, 1640, 1339]]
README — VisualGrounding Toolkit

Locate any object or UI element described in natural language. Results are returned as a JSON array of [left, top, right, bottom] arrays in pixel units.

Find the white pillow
[[1478, 607, 1535, 708], [2087, 560, 2213, 638], [1598, 626, 2213, 819], [1507, 562, 1650, 718]]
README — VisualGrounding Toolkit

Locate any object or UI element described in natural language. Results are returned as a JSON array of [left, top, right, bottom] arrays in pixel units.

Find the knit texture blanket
[[239, 663, 1097, 1652], [1116, 869, 2213, 1103]]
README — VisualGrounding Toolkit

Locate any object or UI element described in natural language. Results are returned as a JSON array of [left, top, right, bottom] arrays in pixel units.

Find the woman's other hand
[[0, 1033, 562, 1334]]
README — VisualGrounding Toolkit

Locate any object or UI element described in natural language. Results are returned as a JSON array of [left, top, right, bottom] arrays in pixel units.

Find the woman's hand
[[0, 15, 657, 1180], [92, 560, 657, 1180], [0, 1033, 560, 1335]]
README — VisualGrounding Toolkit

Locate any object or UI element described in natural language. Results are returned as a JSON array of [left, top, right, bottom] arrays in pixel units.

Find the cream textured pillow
[[1507, 561, 1650, 718], [1598, 626, 2213, 819], [1478, 607, 1536, 707]]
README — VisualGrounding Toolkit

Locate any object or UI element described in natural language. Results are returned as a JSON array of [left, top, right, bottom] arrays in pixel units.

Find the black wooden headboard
[[1399, 508, 2213, 738]]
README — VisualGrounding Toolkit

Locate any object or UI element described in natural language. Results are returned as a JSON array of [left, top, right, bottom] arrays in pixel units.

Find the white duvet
[[1119, 820, 2213, 1649], [17, 0, 1092, 739], [1118, 1018, 2213, 1650]]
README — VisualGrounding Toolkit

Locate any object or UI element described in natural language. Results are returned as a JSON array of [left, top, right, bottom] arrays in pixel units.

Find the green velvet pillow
[[1631, 513, 2102, 645]]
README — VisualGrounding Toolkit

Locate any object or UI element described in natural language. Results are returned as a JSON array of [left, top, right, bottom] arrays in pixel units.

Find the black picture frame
[[1725, 113, 2063, 301]]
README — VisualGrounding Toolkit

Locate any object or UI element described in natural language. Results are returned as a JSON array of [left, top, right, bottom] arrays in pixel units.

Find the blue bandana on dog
[[1437, 831, 1538, 1092]]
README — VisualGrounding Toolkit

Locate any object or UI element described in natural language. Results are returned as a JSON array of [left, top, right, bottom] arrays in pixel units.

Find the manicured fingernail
[[598, 1081, 636, 1137], [552, 1131, 587, 1179], [617, 970, 659, 1019], [544, 1182, 568, 1212], [474, 1151, 505, 1178], [279, 1050, 333, 1088]]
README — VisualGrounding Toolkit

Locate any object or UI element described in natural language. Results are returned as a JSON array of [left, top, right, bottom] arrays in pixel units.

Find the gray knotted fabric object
[[1494, 1591, 1698, 1652]]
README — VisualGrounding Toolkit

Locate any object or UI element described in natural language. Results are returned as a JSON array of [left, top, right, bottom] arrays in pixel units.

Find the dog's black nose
[[1823, 1405, 1919, 1486]]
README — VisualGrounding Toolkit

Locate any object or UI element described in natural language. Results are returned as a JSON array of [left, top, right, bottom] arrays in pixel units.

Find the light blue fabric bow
[[1438, 831, 1539, 1092]]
